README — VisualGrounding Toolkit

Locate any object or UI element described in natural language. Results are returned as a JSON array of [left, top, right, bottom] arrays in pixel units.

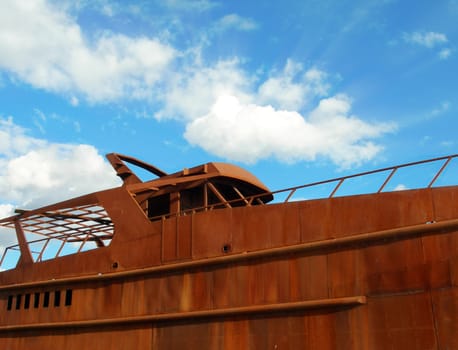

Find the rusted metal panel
[[177, 215, 192, 260], [192, 210, 232, 259], [366, 293, 437, 349], [211, 264, 231, 308], [299, 198, 333, 242], [161, 217, 177, 262], [432, 186, 458, 220], [255, 203, 301, 248], [121, 279, 146, 316], [162, 215, 192, 262], [3, 326, 153, 350], [159, 273, 183, 314], [432, 288, 458, 349], [234, 206, 265, 252], [114, 233, 161, 269], [451, 255, 458, 286], [222, 319, 250, 348], [263, 258, 291, 303], [289, 255, 328, 301], [363, 239, 425, 294], [327, 249, 361, 298], [180, 270, 213, 311]]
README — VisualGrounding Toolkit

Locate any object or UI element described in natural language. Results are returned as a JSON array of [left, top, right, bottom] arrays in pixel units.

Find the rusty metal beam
[[206, 182, 231, 208], [14, 220, 33, 266], [0, 296, 366, 332]]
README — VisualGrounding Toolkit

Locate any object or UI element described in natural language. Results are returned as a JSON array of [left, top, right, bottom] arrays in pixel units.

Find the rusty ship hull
[[0, 154, 457, 349]]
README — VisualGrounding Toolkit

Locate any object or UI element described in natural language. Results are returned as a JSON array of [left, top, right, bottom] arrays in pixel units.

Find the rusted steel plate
[[431, 288, 458, 349]]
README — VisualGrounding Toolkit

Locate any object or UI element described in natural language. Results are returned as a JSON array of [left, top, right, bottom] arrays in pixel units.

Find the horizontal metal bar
[[0, 296, 366, 332]]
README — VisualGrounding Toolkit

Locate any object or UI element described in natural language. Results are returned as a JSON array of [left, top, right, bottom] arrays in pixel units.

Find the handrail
[[170, 154, 458, 217], [274, 154, 458, 203]]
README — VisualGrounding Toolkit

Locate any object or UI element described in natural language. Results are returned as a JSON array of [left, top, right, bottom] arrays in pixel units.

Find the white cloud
[[100, 3, 116, 17], [157, 59, 330, 121], [0, 117, 120, 210], [0, 205, 17, 260], [70, 96, 79, 106], [156, 58, 253, 121], [158, 58, 395, 168], [402, 31, 453, 59], [393, 184, 408, 191], [215, 14, 258, 32], [257, 60, 329, 110], [184, 94, 395, 168], [162, 0, 218, 12], [0, 204, 14, 220], [440, 140, 455, 147], [403, 31, 448, 48], [0, 117, 46, 158], [438, 48, 452, 60], [0, 2, 395, 169], [0, 0, 176, 102], [430, 101, 450, 117]]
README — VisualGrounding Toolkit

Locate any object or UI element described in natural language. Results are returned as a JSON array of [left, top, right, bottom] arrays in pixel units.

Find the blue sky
[[0, 0, 457, 221]]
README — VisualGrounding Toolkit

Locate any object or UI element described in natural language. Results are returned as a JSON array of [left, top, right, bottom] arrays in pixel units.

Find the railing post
[[14, 220, 34, 266], [329, 179, 344, 198], [428, 156, 452, 188], [378, 168, 398, 193]]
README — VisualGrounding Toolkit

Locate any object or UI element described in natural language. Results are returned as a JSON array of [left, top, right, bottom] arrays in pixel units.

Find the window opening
[[180, 187, 204, 212], [213, 182, 248, 207], [54, 291, 61, 307], [65, 289, 73, 306], [7, 295, 13, 311], [15, 294, 22, 310], [43, 291, 50, 308], [34, 292, 40, 308], [24, 293, 30, 309], [207, 186, 224, 208], [148, 194, 170, 218]]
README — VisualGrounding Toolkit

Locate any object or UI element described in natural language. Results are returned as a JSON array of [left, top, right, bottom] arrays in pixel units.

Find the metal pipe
[[0, 296, 366, 332]]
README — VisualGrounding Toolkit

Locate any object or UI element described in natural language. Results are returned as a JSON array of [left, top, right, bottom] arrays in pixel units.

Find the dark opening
[[148, 193, 170, 218], [207, 188, 225, 209], [213, 182, 246, 207], [65, 289, 73, 306], [43, 291, 50, 308], [7, 295, 13, 311], [24, 294, 30, 309], [54, 291, 61, 307], [15, 294, 22, 310], [180, 187, 204, 211], [34, 293, 40, 308]]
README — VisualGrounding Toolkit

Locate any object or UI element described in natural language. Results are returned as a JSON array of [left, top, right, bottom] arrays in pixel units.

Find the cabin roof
[[126, 161, 271, 195], [106, 153, 271, 195]]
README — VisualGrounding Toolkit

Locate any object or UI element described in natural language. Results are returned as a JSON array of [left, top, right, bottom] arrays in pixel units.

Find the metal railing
[[273, 154, 458, 203], [175, 154, 458, 215]]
